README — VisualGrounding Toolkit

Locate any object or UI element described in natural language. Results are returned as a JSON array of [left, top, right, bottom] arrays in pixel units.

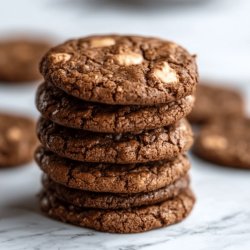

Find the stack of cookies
[[35, 35, 198, 233]]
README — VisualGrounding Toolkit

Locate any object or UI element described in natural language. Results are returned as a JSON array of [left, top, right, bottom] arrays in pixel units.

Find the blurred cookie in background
[[0, 38, 51, 83], [188, 82, 245, 124], [0, 112, 38, 168], [192, 118, 250, 169]]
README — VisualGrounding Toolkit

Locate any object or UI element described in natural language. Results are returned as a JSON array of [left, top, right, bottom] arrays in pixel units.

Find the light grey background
[[0, 0, 250, 249]]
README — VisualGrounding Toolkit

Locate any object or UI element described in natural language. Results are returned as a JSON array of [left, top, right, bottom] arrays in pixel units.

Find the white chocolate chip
[[168, 43, 178, 50], [117, 86, 123, 92], [50, 53, 71, 63], [153, 62, 178, 84], [115, 52, 143, 66], [185, 95, 195, 104], [178, 121, 187, 132], [90, 37, 116, 48], [202, 135, 228, 150], [7, 127, 22, 141]]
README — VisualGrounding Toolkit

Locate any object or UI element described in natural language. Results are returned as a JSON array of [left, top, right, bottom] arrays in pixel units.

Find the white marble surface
[[0, 0, 250, 249]]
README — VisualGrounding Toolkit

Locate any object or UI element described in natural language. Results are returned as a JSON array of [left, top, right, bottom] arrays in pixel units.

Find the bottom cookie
[[40, 188, 195, 233]]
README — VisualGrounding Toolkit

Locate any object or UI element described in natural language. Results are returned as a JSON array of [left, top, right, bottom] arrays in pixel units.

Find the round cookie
[[36, 147, 190, 193], [0, 113, 38, 167], [36, 82, 195, 133], [193, 118, 250, 168], [37, 118, 193, 164], [40, 188, 195, 233], [40, 35, 198, 105], [0, 39, 51, 82], [188, 83, 244, 124], [42, 175, 190, 209]]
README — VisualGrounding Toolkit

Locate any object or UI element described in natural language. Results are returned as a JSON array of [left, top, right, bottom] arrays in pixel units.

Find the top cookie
[[40, 35, 198, 105], [0, 39, 51, 82]]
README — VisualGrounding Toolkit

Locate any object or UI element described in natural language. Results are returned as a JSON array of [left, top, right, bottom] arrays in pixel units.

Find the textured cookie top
[[42, 174, 190, 209], [193, 118, 250, 168], [40, 35, 198, 105], [0, 39, 51, 82], [36, 82, 195, 133], [188, 83, 244, 124], [37, 118, 193, 164], [36, 146, 190, 193]]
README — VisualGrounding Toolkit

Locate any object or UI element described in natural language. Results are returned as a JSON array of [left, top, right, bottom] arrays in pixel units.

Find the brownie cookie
[[0, 113, 37, 167], [40, 188, 195, 233], [37, 118, 193, 164], [0, 39, 51, 82], [36, 147, 190, 193], [193, 118, 250, 168], [188, 83, 244, 124], [40, 35, 198, 105], [42, 174, 189, 209], [36, 82, 195, 133]]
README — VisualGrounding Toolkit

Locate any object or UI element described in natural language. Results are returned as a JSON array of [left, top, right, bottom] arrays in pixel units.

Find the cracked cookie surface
[[40, 188, 195, 233], [40, 35, 198, 105], [0, 39, 51, 82], [188, 83, 244, 124], [37, 118, 193, 164], [43, 175, 189, 209], [36, 82, 194, 133], [193, 118, 250, 168], [0, 113, 38, 167], [42, 174, 189, 209], [36, 147, 190, 193]]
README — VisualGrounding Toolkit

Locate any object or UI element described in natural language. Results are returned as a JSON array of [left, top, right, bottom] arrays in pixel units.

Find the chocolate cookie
[[36, 147, 190, 193], [36, 82, 195, 133], [188, 83, 244, 124], [40, 188, 195, 233], [193, 118, 250, 168], [0, 113, 37, 167], [42, 174, 189, 209], [37, 118, 193, 164], [40, 35, 198, 105], [0, 39, 51, 82]]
